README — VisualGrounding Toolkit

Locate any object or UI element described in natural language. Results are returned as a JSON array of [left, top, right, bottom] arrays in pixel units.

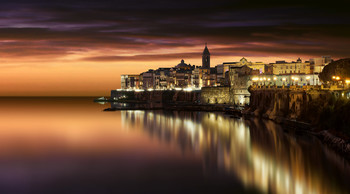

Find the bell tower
[[202, 43, 210, 68]]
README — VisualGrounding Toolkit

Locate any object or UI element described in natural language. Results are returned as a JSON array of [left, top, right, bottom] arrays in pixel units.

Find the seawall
[[111, 90, 201, 103], [200, 87, 230, 104], [111, 87, 233, 105]]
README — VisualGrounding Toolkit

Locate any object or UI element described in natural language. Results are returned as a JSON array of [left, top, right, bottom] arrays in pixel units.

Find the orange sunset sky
[[0, 0, 349, 96]]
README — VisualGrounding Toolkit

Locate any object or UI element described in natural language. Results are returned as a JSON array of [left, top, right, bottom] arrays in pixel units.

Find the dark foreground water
[[0, 98, 349, 194]]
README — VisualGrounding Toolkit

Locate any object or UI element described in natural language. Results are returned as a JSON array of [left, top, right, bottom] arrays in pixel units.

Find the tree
[[319, 58, 350, 82]]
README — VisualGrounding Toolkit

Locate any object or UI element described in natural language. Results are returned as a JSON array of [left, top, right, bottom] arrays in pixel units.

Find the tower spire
[[202, 43, 210, 68]]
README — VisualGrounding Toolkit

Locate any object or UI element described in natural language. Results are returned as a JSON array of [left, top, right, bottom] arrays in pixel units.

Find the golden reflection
[[121, 110, 350, 194]]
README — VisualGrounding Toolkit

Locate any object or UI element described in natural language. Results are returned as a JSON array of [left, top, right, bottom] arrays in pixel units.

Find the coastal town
[[114, 44, 349, 106]]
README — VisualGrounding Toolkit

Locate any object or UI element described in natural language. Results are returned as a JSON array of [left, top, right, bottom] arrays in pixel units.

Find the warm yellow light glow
[[252, 77, 259, 81], [336, 76, 340, 80], [332, 76, 336, 79], [267, 78, 271, 81], [273, 77, 277, 81], [306, 76, 310, 80], [183, 87, 193, 92], [345, 80, 350, 84], [282, 78, 286, 81], [119, 110, 350, 194]]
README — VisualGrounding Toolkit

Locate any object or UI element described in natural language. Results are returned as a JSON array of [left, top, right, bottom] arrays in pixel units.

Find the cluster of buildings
[[120, 44, 333, 105]]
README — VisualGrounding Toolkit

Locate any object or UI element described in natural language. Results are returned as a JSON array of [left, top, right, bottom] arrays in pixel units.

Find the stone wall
[[111, 90, 201, 103], [201, 87, 230, 104], [230, 88, 250, 105]]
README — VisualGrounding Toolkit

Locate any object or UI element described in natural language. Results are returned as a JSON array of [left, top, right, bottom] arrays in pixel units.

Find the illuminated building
[[121, 74, 141, 89], [250, 74, 321, 86], [223, 57, 266, 74], [216, 63, 231, 86], [141, 70, 155, 89], [272, 58, 311, 75], [309, 56, 333, 74], [209, 68, 217, 86], [191, 67, 202, 88], [154, 68, 173, 89]]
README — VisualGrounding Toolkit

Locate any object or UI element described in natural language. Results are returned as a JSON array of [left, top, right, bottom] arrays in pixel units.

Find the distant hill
[[319, 58, 350, 82]]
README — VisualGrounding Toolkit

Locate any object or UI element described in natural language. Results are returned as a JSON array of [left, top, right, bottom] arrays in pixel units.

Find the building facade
[[272, 58, 311, 75], [309, 56, 333, 74]]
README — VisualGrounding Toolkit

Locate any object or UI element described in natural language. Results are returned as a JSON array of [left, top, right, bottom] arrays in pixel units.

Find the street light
[[332, 76, 341, 85], [294, 77, 299, 86], [306, 76, 310, 85]]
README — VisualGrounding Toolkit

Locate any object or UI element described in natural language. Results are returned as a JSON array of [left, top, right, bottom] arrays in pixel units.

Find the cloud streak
[[0, 0, 349, 62]]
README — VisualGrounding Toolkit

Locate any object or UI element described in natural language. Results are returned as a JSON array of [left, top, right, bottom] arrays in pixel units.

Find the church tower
[[202, 43, 210, 68]]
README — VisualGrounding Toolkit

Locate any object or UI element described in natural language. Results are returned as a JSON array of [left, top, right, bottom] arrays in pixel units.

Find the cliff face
[[248, 87, 348, 126], [249, 88, 304, 120]]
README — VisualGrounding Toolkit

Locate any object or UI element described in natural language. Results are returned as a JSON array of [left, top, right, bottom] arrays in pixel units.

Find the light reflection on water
[[0, 98, 349, 193], [121, 110, 350, 194]]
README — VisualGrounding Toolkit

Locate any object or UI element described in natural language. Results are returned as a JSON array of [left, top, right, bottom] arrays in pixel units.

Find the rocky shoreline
[[316, 130, 350, 160]]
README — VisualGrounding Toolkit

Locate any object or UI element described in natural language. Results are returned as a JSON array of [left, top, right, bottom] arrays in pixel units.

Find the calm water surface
[[0, 97, 349, 194]]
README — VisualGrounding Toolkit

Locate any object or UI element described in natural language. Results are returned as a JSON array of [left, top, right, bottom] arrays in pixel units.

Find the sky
[[0, 0, 349, 96]]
